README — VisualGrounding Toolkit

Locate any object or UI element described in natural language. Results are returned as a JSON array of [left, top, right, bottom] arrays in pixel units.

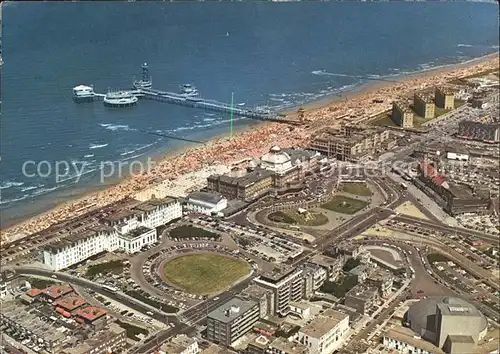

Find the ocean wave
[[0, 181, 24, 190], [120, 142, 156, 157], [0, 186, 59, 206], [457, 44, 474, 48], [457, 43, 499, 49], [84, 154, 95, 158], [89, 143, 109, 150], [20, 184, 44, 192], [99, 123, 136, 132]]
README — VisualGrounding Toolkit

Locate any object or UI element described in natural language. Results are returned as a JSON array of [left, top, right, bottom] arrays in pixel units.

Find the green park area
[[86, 260, 124, 278], [267, 209, 328, 227], [320, 275, 358, 298], [169, 225, 220, 240], [341, 182, 372, 197], [163, 253, 250, 295], [321, 195, 369, 214]]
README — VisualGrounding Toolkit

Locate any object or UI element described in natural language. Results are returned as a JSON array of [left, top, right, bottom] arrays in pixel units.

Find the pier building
[[103, 91, 138, 107]]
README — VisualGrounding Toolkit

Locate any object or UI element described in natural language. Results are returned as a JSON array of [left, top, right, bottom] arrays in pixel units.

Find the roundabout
[[159, 252, 251, 296]]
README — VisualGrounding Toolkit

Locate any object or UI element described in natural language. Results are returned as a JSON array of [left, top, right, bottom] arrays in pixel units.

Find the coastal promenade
[[1, 55, 498, 244]]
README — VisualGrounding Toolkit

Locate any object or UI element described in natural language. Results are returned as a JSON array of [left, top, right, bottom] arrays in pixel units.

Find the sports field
[[162, 253, 250, 295]]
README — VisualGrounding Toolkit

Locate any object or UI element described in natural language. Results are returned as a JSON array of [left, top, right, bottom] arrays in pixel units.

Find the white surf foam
[[89, 143, 109, 150], [99, 123, 136, 132], [0, 181, 24, 190]]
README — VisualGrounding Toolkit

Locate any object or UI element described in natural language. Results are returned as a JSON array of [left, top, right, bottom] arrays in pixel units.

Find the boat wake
[[89, 143, 109, 150]]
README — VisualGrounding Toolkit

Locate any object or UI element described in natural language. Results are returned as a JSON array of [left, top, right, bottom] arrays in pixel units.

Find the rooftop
[[258, 265, 301, 284], [76, 306, 106, 322], [132, 197, 177, 213], [26, 288, 43, 298], [384, 325, 444, 354], [415, 92, 434, 103], [207, 297, 257, 324], [300, 309, 348, 339], [43, 284, 73, 299], [55, 295, 87, 311], [119, 226, 153, 240], [187, 191, 225, 205], [346, 285, 378, 301], [270, 337, 308, 353], [214, 168, 274, 187]]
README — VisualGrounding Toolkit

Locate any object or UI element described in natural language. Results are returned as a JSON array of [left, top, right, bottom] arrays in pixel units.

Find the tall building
[[434, 87, 455, 110], [295, 309, 350, 354], [253, 266, 304, 317], [391, 101, 414, 128], [206, 298, 260, 347], [414, 93, 435, 119]]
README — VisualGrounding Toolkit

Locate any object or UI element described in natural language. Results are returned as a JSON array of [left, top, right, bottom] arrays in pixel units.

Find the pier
[[73, 64, 301, 125]]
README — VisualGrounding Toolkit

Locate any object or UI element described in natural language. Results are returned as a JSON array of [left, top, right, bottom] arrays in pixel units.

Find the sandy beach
[[1, 53, 498, 244]]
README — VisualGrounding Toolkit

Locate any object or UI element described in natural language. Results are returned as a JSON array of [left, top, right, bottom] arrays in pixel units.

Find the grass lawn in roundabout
[[341, 182, 372, 197], [268, 209, 328, 226], [162, 252, 250, 295], [321, 195, 369, 214]]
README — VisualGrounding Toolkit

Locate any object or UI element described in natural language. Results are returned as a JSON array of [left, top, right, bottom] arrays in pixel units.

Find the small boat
[[180, 84, 199, 96], [237, 102, 246, 106], [225, 32, 230, 37]]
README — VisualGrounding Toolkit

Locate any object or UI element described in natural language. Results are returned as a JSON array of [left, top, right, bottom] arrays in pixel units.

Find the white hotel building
[[43, 198, 181, 271], [295, 309, 350, 354]]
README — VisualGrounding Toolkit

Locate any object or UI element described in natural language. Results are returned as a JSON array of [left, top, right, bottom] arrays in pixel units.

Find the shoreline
[[1, 51, 498, 243]]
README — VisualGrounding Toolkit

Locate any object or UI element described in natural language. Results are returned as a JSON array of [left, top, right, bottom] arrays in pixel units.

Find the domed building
[[260, 146, 294, 174], [403, 296, 488, 353]]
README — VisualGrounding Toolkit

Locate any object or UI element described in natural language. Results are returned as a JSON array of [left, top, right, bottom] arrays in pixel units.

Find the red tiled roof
[[55, 295, 87, 311], [43, 284, 73, 299], [76, 306, 106, 322], [26, 288, 43, 297]]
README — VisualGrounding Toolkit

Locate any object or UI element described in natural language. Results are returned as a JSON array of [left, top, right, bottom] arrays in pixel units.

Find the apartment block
[[414, 93, 435, 119], [206, 298, 260, 347], [391, 101, 414, 128], [434, 87, 455, 110], [254, 266, 304, 317], [295, 309, 350, 354]]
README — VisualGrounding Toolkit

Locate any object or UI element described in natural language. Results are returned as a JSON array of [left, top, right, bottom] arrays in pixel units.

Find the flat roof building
[[296, 309, 350, 354], [185, 191, 228, 216], [206, 297, 260, 347], [254, 266, 304, 317]]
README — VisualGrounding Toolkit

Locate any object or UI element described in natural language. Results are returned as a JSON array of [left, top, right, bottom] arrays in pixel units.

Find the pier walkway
[[81, 88, 299, 125]]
